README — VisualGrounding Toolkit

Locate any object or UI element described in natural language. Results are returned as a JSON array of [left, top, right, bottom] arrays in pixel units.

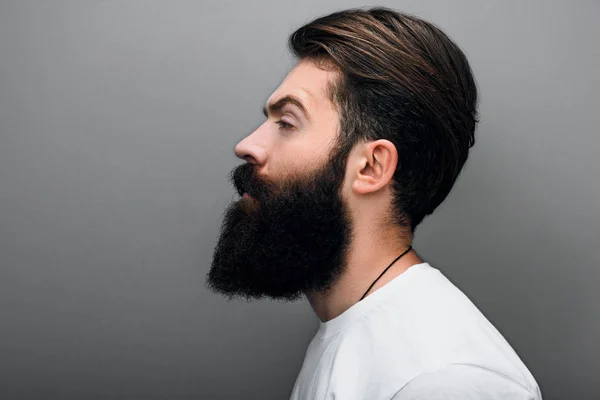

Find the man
[[206, 6, 542, 400]]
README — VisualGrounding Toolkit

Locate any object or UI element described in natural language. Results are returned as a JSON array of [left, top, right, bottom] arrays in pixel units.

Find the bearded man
[[206, 6, 542, 400]]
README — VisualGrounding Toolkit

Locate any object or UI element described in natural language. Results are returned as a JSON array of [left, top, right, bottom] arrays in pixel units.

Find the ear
[[351, 140, 398, 195]]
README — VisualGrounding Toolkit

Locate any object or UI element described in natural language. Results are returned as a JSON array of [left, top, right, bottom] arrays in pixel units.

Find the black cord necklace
[[359, 245, 413, 301]]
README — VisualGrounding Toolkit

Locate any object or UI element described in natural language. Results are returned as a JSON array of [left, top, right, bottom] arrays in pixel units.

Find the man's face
[[205, 60, 354, 301]]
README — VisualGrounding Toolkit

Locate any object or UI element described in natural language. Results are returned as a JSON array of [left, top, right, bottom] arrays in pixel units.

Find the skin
[[206, 58, 423, 322]]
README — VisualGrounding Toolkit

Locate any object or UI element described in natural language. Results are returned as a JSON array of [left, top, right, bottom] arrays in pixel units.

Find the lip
[[242, 192, 252, 199]]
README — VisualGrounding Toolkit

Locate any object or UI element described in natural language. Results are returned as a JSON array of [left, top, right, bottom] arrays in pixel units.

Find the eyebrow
[[262, 95, 311, 122]]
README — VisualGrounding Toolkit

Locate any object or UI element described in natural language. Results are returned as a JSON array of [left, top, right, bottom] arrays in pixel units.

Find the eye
[[275, 120, 294, 131]]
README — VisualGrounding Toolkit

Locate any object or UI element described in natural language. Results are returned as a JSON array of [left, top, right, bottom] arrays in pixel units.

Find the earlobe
[[351, 177, 371, 195]]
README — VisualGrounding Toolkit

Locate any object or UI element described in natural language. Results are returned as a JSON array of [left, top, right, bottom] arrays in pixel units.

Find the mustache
[[229, 163, 269, 198]]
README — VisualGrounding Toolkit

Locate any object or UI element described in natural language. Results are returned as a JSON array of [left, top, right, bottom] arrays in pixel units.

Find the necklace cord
[[359, 245, 413, 301]]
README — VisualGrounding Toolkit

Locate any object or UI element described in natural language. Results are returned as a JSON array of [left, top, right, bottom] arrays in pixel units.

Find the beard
[[205, 146, 354, 302]]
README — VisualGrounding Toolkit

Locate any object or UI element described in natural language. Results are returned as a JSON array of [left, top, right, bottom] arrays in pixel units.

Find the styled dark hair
[[288, 7, 479, 233]]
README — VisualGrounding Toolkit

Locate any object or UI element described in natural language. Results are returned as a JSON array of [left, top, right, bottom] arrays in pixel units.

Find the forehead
[[267, 59, 338, 113]]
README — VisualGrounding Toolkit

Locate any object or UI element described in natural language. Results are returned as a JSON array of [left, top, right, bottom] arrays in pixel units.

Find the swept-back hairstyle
[[288, 7, 479, 233]]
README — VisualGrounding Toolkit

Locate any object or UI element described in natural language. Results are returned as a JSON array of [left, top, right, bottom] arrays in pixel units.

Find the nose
[[234, 129, 267, 166]]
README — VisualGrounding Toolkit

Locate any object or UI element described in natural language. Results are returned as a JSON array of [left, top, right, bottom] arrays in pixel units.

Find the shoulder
[[390, 363, 542, 400]]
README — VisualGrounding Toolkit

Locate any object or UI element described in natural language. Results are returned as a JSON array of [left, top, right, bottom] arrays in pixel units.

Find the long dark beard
[[206, 153, 354, 302]]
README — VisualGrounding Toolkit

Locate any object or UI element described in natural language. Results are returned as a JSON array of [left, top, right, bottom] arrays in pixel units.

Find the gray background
[[0, 0, 598, 399]]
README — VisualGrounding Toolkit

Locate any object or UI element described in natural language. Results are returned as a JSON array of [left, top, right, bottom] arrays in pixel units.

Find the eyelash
[[275, 120, 294, 131]]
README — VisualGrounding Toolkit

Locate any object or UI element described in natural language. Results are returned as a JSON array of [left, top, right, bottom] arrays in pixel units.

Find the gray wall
[[0, 1, 598, 399]]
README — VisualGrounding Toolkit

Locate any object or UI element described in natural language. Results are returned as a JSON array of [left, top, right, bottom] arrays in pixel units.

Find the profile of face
[[205, 60, 355, 302]]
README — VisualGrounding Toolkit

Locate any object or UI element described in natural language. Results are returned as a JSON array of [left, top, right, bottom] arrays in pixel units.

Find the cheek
[[274, 145, 319, 175], [269, 126, 337, 180]]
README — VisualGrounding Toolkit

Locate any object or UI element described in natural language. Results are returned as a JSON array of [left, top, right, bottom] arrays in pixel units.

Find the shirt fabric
[[289, 262, 542, 400]]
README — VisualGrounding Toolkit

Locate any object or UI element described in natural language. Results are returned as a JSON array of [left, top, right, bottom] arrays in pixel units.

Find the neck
[[305, 227, 423, 323]]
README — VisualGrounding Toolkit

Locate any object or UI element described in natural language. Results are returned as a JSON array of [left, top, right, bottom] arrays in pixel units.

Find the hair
[[288, 6, 479, 234]]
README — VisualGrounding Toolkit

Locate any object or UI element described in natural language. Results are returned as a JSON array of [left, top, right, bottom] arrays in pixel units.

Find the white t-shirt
[[289, 262, 542, 400]]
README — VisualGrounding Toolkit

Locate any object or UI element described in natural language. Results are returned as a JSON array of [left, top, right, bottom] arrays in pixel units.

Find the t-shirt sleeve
[[390, 363, 540, 400]]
